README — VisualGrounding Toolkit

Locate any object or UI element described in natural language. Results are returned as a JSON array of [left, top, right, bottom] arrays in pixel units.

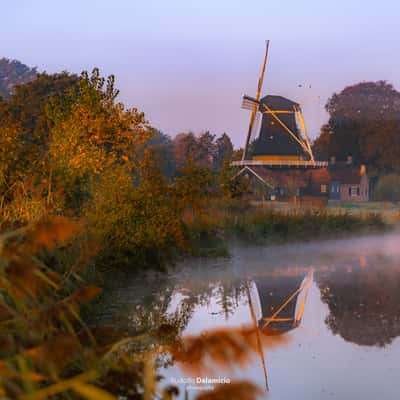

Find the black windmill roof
[[252, 95, 307, 158], [253, 274, 305, 332]]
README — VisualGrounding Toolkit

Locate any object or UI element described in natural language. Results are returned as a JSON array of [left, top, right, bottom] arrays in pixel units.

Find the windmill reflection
[[245, 270, 313, 390], [247, 270, 313, 333]]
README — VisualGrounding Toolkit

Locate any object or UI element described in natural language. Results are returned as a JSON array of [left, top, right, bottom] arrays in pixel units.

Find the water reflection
[[96, 233, 400, 399], [248, 270, 313, 332], [318, 253, 400, 347]]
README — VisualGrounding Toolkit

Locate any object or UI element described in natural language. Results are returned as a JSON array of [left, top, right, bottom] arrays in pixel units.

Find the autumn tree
[[0, 68, 153, 221], [48, 68, 152, 209], [313, 81, 400, 175], [0, 72, 80, 196]]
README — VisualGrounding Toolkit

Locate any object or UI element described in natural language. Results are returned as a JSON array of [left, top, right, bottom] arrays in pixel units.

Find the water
[[96, 232, 400, 399]]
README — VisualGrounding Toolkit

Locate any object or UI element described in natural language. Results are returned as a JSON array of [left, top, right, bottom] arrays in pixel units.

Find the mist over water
[[96, 232, 400, 399]]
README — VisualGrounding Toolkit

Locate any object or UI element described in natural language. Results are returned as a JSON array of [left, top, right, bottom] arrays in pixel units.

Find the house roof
[[328, 165, 364, 184], [251, 167, 309, 188], [237, 166, 330, 194]]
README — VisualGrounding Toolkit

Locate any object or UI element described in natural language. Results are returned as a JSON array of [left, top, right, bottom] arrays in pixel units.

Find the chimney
[[347, 155, 353, 165], [360, 165, 366, 175], [330, 156, 336, 165]]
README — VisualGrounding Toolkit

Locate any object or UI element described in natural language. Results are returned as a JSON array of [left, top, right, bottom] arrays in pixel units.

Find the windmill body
[[253, 95, 305, 161]]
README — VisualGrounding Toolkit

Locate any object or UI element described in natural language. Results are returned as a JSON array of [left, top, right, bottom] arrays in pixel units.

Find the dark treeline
[[142, 129, 234, 178], [0, 57, 37, 99], [313, 81, 400, 200]]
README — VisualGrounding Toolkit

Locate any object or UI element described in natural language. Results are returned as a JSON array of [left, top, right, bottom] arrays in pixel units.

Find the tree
[[0, 68, 152, 218], [0, 58, 37, 99], [175, 159, 215, 220], [85, 149, 186, 266], [48, 68, 152, 208], [142, 130, 177, 178], [313, 81, 400, 175], [173, 132, 199, 168], [232, 148, 244, 161], [214, 133, 233, 170], [0, 72, 80, 195], [197, 131, 216, 168]]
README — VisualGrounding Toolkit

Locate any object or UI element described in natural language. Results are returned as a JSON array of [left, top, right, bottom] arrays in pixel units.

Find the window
[[350, 186, 358, 196], [321, 184, 327, 193]]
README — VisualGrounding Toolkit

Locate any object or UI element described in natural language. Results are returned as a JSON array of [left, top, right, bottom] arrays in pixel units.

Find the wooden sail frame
[[242, 40, 270, 161]]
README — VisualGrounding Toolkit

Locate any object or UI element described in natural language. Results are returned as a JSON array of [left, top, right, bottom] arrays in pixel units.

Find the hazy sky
[[2, 0, 399, 146]]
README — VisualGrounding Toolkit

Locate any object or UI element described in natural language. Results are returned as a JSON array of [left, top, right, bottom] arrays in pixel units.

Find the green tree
[[175, 159, 216, 219], [197, 130, 216, 168], [141, 130, 177, 178], [86, 149, 186, 266], [214, 133, 234, 170], [173, 132, 199, 168]]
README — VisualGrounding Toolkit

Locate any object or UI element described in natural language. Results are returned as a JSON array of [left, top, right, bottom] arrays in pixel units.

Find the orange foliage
[[26, 334, 80, 374], [26, 216, 81, 251], [195, 381, 262, 400], [172, 326, 290, 375]]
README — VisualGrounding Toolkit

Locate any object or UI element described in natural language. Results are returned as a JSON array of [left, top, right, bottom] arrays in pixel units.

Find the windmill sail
[[242, 40, 269, 161], [241, 95, 260, 110], [250, 112, 261, 143]]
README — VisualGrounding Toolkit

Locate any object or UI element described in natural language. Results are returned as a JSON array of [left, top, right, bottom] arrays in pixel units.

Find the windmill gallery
[[231, 41, 369, 206]]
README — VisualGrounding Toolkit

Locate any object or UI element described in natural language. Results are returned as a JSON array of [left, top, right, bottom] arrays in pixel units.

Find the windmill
[[237, 41, 317, 166], [231, 41, 329, 205]]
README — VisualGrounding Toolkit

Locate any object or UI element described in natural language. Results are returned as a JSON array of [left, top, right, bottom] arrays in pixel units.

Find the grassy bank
[[185, 201, 390, 256], [224, 207, 387, 243]]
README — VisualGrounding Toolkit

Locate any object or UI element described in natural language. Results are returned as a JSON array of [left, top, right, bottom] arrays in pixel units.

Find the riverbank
[[174, 201, 391, 260]]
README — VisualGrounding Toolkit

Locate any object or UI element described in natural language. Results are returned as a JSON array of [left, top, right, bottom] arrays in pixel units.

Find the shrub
[[374, 174, 400, 202]]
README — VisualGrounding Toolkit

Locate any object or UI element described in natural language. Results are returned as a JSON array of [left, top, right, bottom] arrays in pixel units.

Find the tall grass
[[187, 200, 388, 247]]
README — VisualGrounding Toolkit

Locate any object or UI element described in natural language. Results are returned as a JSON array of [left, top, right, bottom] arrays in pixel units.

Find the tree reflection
[[317, 255, 400, 347]]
